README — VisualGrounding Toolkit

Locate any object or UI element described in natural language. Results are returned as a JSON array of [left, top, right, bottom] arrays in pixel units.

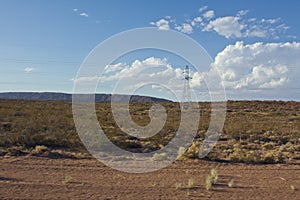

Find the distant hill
[[0, 92, 172, 102]]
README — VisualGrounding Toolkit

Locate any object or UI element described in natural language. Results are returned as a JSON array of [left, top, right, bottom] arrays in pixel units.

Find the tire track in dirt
[[0, 156, 299, 199]]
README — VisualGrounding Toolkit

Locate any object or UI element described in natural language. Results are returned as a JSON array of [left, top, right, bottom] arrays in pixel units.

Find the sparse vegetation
[[290, 184, 295, 192], [185, 141, 201, 159], [151, 152, 168, 161], [174, 177, 195, 196], [210, 168, 218, 184], [187, 178, 194, 188], [228, 179, 234, 188], [63, 175, 73, 184], [0, 99, 299, 164], [174, 182, 182, 190], [186, 188, 190, 197], [205, 175, 213, 191], [177, 146, 186, 160], [205, 168, 219, 191], [34, 145, 48, 153]]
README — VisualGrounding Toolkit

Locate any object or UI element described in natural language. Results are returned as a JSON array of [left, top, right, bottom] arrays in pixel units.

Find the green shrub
[[205, 168, 218, 191]]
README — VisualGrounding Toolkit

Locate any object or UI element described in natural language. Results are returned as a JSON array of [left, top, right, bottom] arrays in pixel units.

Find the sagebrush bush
[[210, 168, 218, 184], [205, 175, 213, 191], [177, 146, 186, 160], [34, 145, 48, 153], [261, 150, 284, 164], [205, 168, 218, 191], [185, 141, 201, 159]]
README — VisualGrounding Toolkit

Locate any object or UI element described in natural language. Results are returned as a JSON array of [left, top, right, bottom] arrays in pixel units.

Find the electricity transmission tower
[[182, 65, 192, 109]]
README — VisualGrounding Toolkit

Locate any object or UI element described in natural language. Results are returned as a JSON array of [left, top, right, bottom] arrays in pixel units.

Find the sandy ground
[[0, 156, 299, 200]]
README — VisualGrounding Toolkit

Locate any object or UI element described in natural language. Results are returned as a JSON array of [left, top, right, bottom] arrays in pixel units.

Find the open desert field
[[0, 99, 299, 199], [0, 156, 299, 199], [1, 0, 300, 199]]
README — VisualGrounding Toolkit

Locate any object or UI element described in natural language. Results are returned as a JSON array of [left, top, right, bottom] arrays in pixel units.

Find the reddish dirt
[[0, 156, 299, 199]]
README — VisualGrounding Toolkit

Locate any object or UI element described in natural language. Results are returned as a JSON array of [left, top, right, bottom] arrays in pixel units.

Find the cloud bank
[[101, 41, 300, 99], [213, 41, 300, 90], [150, 8, 292, 40], [75, 41, 300, 100]]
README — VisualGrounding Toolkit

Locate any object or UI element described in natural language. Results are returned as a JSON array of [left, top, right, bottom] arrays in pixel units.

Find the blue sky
[[0, 0, 299, 101]]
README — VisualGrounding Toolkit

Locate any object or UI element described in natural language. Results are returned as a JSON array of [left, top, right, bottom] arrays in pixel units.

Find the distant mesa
[[0, 92, 172, 103]]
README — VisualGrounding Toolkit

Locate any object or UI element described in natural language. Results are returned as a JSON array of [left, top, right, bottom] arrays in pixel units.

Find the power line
[[0, 57, 81, 65]]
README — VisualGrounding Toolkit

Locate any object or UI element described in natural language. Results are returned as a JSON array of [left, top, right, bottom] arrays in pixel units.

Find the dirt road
[[0, 156, 299, 199]]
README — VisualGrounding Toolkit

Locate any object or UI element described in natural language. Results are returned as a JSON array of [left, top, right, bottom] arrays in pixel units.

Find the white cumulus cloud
[[99, 57, 198, 99], [104, 63, 127, 73], [175, 23, 193, 34], [102, 57, 173, 82], [150, 8, 293, 39], [213, 41, 300, 90], [204, 16, 245, 38], [199, 6, 208, 13], [77, 42, 300, 100], [203, 10, 215, 20], [261, 18, 280, 24], [24, 67, 34, 73], [74, 76, 99, 83], [150, 19, 170, 30], [202, 11, 286, 39], [193, 17, 202, 23], [237, 10, 249, 17], [79, 12, 89, 18]]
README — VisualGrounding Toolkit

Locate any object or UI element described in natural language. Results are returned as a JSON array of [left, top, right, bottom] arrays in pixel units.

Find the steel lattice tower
[[182, 65, 192, 107]]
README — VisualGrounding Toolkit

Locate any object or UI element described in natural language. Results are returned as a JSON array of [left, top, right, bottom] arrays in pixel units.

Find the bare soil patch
[[0, 156, 299, 199]]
